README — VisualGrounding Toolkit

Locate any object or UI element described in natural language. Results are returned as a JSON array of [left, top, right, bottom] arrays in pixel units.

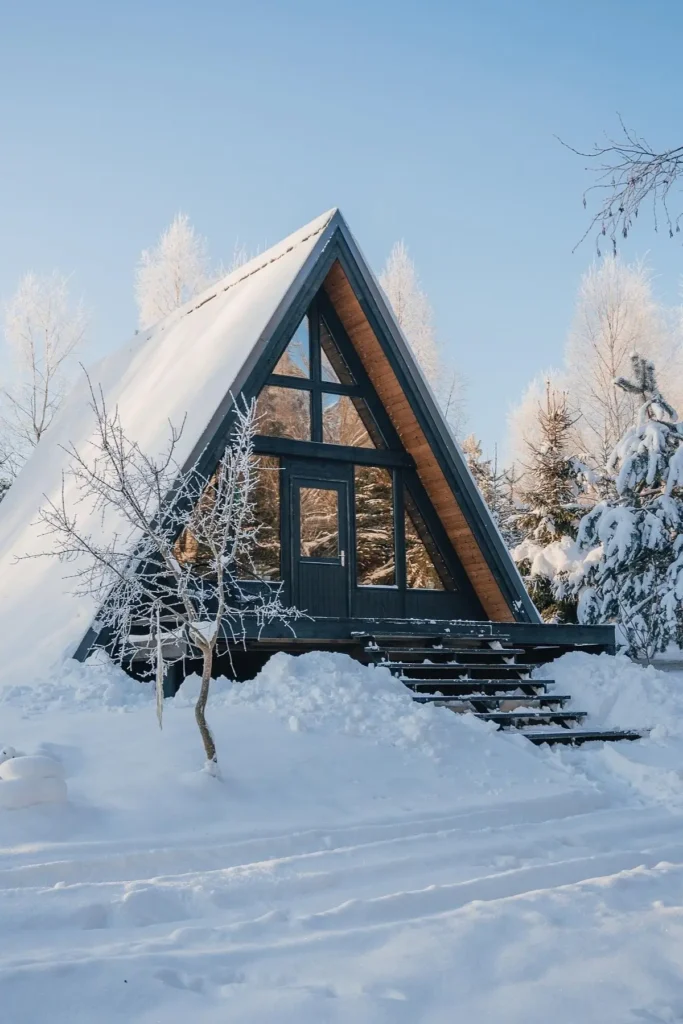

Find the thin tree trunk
[[195, 645, 217, 767]]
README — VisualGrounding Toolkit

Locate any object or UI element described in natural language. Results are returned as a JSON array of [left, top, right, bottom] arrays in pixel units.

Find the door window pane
[[255, 386, 310, 440], [273, 317, 310, 378], [405, 491, 448, 590], [320, 318, 354, 385], [322, 394, 376, 448], [300, 487, 339, 558], [355, 466, 395, 586]]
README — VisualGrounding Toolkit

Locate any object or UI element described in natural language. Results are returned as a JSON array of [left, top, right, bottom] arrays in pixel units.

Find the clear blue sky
[[1, 0, 681, 455]]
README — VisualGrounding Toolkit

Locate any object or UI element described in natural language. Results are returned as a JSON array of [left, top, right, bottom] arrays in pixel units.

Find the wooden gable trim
[[323, 259, 514, 622]]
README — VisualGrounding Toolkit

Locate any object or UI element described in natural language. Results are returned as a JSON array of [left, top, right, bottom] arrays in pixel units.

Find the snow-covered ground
[[2, 650, 683, 1023]]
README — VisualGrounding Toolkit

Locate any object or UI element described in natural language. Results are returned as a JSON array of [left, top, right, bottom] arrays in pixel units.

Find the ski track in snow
[[5, 652, 683, 1022], [3, 797, 683, 1022]]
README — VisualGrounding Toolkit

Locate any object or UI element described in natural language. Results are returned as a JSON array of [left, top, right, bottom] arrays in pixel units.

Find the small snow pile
[[545, 651, 683, 736], [177, 650, 498, 761], [0, 650, 153, 715], [513, 534, 600, 589], [0, 754, 66, 810]]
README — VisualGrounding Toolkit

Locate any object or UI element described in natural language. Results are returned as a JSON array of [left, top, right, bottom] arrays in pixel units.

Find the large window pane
[[355, 466, 396, 586], [322, 394, 376, 448], [273, 318, 310, 378], [404, 490, 448, 590], [300, 487, 339, 558], [175, 457, 282, 581], [240, 456, 281, 580], [255, 385, 310, 441]]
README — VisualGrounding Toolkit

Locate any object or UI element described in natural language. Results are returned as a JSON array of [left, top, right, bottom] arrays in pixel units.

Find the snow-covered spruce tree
[[461, 434, 519, 546], [35, 380, 300, 771], [2, 271, 88, 463], [380, 241, 466, 436], [136, 213, 210, 330], [512, 386, 591, 623], [576, 355, 683, 660]]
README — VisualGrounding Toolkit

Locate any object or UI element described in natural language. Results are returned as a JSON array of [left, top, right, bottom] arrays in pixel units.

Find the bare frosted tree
[[2, 271, 88, 460], [380, 241, 466, 436], [565, 257, 683, 461], [135, 213, 210, 329], [563, 119, 683, 253], [35, 381, 300, 772]]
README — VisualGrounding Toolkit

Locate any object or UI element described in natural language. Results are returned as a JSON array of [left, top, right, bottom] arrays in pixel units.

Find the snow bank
[[0, 650, 154, 715], [546, 651, 683, 736], [177, 650, 500, 760]]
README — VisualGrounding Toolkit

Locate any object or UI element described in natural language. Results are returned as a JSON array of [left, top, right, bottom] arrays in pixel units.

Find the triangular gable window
[[320, 318, 354, 385], [256, 306, 383, 449], [404, 488, 450, 590], [273, 317, 310, 378]]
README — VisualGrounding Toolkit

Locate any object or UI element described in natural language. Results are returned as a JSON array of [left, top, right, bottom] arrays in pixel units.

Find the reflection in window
[[273, 318, 310, 378], [238, 456, 281, 580], [405, 490, 449, 590], [355, 466, 395, 586], [174, 457, 282, 581], [255, 386, 310, 441], [300, 487, 339, 558], [322, 394, 376, 448], [320, 319, 354, 385]]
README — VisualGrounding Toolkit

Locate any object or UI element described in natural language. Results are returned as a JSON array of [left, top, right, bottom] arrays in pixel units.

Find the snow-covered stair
[[364, 634, 641, 746]]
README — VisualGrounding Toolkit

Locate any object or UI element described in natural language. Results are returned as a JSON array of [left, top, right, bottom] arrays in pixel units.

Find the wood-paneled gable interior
[[323, 259, 514, 622]]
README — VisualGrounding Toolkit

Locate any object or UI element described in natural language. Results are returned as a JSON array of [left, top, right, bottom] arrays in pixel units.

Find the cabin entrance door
[[290, 462, 351, 618]]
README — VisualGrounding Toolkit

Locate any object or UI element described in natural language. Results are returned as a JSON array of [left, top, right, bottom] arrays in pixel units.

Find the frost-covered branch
[[33, 375, 302, 770], [562, 118, 683, 254]]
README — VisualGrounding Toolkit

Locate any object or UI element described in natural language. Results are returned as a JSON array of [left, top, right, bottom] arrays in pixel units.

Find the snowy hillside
[[2, 650, 683, 1022]]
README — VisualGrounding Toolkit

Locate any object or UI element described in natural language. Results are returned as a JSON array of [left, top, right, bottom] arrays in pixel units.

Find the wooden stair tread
[[404, 679, 553, 692], [390, 662, 529, 673], [475, 710, 587, 725], [412, 694, 570, 708], [367, 646, 526, 657], [524, 729, 641, 746]]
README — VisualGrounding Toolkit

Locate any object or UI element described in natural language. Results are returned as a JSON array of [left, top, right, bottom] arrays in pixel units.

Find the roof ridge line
[[169, 217, 333, 326]]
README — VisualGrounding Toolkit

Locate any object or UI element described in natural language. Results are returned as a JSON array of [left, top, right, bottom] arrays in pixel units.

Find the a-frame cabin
[[0, 209, 626, 742], [86, 210, 614, 662]]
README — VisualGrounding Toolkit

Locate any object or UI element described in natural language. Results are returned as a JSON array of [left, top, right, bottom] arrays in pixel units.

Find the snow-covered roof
[[0, 210, 336, 683]]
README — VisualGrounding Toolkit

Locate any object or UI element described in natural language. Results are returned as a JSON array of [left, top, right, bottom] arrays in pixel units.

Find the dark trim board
[[230, 615, 616, 654]]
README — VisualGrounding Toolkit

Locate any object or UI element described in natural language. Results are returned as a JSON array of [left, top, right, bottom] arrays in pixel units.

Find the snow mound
[[0, 754, 65, 781], [177, 650, 500, 761], [0, 755, 67, 809], [545, 651, 683, 736], [0, 650, 154, 715]]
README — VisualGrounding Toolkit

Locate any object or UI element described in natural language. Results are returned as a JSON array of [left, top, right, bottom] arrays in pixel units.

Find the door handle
[[340, 550, 346, 567]]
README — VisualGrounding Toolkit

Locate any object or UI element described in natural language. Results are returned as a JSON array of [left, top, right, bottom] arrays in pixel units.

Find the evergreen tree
[[513, 386, 589, 623], [461, 434, 518, 546], [576, 355, 683, 660]]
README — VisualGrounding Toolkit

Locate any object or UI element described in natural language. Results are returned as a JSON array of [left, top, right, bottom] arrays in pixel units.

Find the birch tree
[[136, 213, 210, 329], [2, 271, 88, 459], [565, 257, 683, 463], [35, 381, 300, 772], [380, 241, 466, 435]]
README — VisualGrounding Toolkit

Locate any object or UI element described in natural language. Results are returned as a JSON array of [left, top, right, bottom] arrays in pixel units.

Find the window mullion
[[310, 305, 322, 441]]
